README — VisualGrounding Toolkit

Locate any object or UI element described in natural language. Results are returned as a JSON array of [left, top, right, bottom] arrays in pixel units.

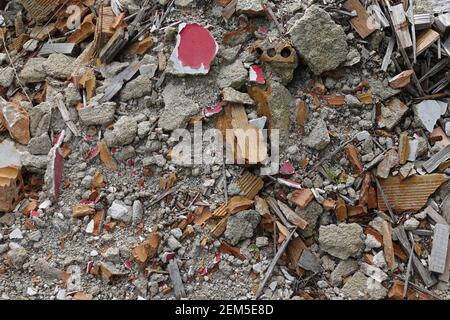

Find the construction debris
[[1, 0, 450, 302]]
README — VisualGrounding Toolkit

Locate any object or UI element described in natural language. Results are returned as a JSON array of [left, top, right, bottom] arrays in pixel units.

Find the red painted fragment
[[249, 65, 265, 84], [203, 102, 224, 118], [171, 23, 218, 74], [279, 160, 295, 175]]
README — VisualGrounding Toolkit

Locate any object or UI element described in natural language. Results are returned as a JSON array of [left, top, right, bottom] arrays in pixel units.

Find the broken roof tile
[[377, 174, 448, 213]]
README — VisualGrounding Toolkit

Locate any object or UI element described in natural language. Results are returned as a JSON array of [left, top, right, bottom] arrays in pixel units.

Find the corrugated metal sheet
[[20, 0, 61, 22]]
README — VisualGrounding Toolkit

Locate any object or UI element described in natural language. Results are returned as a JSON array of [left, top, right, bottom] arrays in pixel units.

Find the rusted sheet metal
[[20, 0, 62, 22], [377, 174, 448, 213]]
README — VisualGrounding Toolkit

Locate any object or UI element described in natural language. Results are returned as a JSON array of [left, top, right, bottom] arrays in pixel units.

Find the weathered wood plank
[[429, 224, 449, 274], [393, 226, 437, 287], [39, 43, 77, 57]]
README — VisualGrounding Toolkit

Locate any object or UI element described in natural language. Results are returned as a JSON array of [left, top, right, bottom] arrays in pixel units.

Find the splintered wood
[[389, 4, 412, 49], [377, 174, 448, 213], [343, 0, 376, 39], [217, 103, 268, 164]]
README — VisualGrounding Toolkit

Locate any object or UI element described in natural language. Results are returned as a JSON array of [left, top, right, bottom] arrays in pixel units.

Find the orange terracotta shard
[[389, 70, 414, 89], [99, 141, 118, 171], [72, 204, 95, 218], [377, 174, 448, 213], [0, 167, 24, 213], [345, 144, 363, 174], [226, 196, 254, 214], [1, 101, 30, 145], [238, 172, 264, 200], [288, 189, 314, 209]]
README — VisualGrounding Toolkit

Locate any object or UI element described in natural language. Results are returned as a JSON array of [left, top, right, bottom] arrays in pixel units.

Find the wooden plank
[[343, 0, 377, 38], [425, 206, 449, 226], [429, 224, 449, 274], [414, 14, 433, 30], [423, 145, 450, 173], [381, 37, 395, 72], [434, 13, 450, 32], [390, 4, 412, 49], [167, 259, 186, 299], [416, 29, 440, 55], [382, 220, 396, 271], [39, 43, 77, 57], [438, 244, 450, 282], [99, 60, 142, 103], [393, 226, 437, 287]]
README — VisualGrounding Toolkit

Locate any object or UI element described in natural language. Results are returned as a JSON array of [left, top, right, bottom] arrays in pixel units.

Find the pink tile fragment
[[279, 160, 295, 175], [249, 65, 265, 84], [170, 23, 218, 75]]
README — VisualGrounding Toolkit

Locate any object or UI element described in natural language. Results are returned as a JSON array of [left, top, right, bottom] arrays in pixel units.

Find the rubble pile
[[1, 0, 450, 300]]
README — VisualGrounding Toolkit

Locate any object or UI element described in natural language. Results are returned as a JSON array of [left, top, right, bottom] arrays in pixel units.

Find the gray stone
[[20, 152, 48, 172], [19, 58, 47, 83], [341, 271, 388, 300], [267, 81, 292, 147], [0, 67, 14, 87], [295, 201, 323, 237], [114, 145, 136, 162], [158, 83, 200, 131], [103, 247, 121, 263], [222, 87, 254, 105], [319, 223, 364, 259], [28, 133, 52, 155], [220, 46, 241, 63], [132, 200, 143, 225], [368, 78, 400, 101], [28, 230, 42, 242], [119, 75, 152, 101], [256, 236, 269, 247], [225, 210, 261, 245], [175, 0, 194, 7], [44, 54, 75, 79], [64, 83, 82, 107], [167, 235, 182, 250], [345, 94, 362, 108], [289, 5, 348, 75], [137, 121, 152, 138], [7, 247, 28, 269], [33, 258, 64, 280], [107, 200, 132, 224], [104, 116, 137, 147], [304, 119, 330, 150], [79, 102, 116, 126], [404, 217, 420, 230], [217, 60, 247, 89], [298, 249, 322, 273], [236, 0, 264, 15], [9, 228, 23, 239], [28, 102, 52, 137]]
